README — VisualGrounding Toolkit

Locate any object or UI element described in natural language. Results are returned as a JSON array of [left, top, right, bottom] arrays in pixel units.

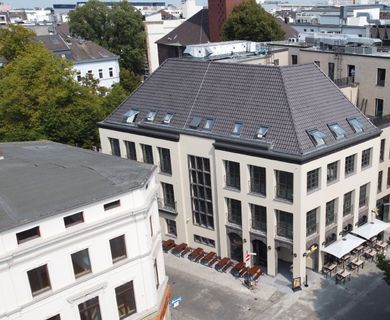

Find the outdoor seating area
[[162, 239, 263, 284]]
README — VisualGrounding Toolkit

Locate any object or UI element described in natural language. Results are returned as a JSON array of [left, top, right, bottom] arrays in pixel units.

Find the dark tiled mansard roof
[[102, 59, 379, 158]]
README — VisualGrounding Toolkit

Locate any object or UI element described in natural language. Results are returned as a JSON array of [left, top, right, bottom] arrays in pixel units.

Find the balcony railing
[[158, 198, 177, 214], [333, 76, 356, 88]]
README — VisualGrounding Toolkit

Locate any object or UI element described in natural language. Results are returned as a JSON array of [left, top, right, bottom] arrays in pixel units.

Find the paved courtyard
[[165, 251, 390, 320]]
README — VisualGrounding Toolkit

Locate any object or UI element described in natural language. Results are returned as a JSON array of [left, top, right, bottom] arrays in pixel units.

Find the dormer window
[[190, 116, 202, 128], [204, 118, 214, 130], [123, 109, 139, 123], [162, 113, 173, 124], [347, 118, 364, 133], [328, 123, 346, 139], [256, 126, 269, 139], [308, 129, 326, 146], [232, 122, 242, 135], [146, 111, 157, 122]]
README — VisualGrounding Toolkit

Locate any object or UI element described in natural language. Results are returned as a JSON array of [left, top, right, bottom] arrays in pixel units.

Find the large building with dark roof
[[99, 59, 381, 285], [0, 141, 169, 320]]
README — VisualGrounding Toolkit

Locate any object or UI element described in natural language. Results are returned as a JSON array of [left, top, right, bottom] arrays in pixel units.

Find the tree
[[0, 24, 35, 61], [222, 0, 284, 42], [0, 43, 104, 148], [377, 253, 390, 285], [102, 84, 128, 116], [69, 0, 146, 75], [119, 67, 141, 94]]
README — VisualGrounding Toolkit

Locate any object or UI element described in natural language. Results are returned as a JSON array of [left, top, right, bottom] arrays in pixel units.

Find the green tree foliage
[[69, 0, 146, 75], [103, 84, 128, 116], [222, 0, 285, 42], [119, 67, 141, 94], [0, 43, 104, 148], [0, 24, 35, 61], [377, 253, 390, 285]]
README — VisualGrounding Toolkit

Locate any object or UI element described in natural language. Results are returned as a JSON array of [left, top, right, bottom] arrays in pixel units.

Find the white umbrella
[[321, 234, 366, 259], [351, 219, 390, 240]]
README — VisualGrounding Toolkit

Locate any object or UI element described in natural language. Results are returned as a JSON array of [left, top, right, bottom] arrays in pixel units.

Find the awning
[[351, 219, 390, 240], [321, 234, 366, 259]]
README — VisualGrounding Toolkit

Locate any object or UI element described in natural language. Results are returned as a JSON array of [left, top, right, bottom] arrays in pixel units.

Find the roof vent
[[347, 117, 364, 133], [146, 111, 157, 122], [232, 122, 242, 135], [307, 129, 326, 146], [189, 116, 202, 129], [162, 113, 173, 124], [328, 123, 346, 139], [123, 109, 139, 123], [256, 126, 269, 139], [204, 118, 214, 130]]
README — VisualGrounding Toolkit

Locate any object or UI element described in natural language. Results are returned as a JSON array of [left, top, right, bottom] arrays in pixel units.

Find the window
[[361, 148, 371, 168], [87, 70, 93, 79], [27, 265, 51, 296], [256, 126, 268, 139], [161, 182, 175, 211], [343, 191, 353, 216], [78, 297, 102, 320], [204, 118, 214, 130], [347, 118, 363, 133], [275, 170, 293, 202], [110, 235, 127, 262], [345, 154, 356, 175], [166, 219, 177, 236], [375, 98, 384, 117], [17, 226, 40, 244], [276, 210, 293, 239], [190, 116, 202, 128], [162, 113, 173, 124], [194, 234, 215, 247], [328, 123, 346, 139], [146, 111, 157, 121], [377, 68, 386, 86], [307, 168, 320, 192], [326, 199, 336, 226], [98, 69, 103, 79], [328, 62, 335, 80], [327, 161, 338, 183], [47, 315, 61, 320], [64, 212, 84, 228], [226, 198, 242, 226], [154, 259, 159, 289], [387, 167, 390, 187], [115, 282, 136, 319], [250, 204, 267, 232], [306, 208, 317, 236], [189, 155, 214, 229], [307, 129, 326, 146], [380, 139, 385, 161], [274, 59, 279, 66], [359, 183, 368, 208], [291, 54, 298, 64], [71, 249, 91, 278], [77, 71, 81, 82], [158, 147, 172, 174], [249, 165, 266, 196], [141, 144, 154, 164], [347, 64, 355, 81], [378, 171, 383, 193], [109, 67, 113, 77], [124, 141, 137, 160], [104, 199, 120, 211], [108, 138, 120, 157], [314, 60, 320, 67], [123, 109, 139, 123], [232, 122, 242, 135], [224, 160, 240, 190]]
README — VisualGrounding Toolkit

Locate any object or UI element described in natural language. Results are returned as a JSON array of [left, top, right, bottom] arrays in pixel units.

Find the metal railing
[[333, 76, 356, 88]]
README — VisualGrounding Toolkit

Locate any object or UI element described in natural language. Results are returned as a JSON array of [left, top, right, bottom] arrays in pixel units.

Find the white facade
[[74, 58, 120, 89], [0, 161, 168, 320]]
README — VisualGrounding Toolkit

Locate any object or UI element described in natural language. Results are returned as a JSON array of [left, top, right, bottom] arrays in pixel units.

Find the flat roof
[[0, 141, 155, 232]]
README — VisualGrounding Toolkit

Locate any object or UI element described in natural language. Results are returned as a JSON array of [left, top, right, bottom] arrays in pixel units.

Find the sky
[[5, 0, 208, 9]]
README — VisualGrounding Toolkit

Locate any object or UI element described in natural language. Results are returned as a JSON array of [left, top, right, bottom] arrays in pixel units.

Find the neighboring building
[[0, 141, 169, 320], [98, 59, 381, 284], [208, 0, 243, 42], [156, 8, 210, 65], [37, 34, 120, 88]]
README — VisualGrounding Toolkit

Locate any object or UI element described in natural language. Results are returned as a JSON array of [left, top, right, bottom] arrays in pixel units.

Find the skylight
[[162, 113, 173, 124], [204, 118, 214, 130], [146, 111, 157, 121], [308, 129, 326, 146], [123, 109, 139, 123], [256, 126, 269, 139], [328, 123, 346, 139], [232, 122, 242, 135], [347, 118, 364, 133], [190, 116, 202, 128]]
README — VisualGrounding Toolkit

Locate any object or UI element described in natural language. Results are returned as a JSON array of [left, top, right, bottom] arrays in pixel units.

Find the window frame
[[71, 248, 92, 278], [115, 281, 137, 319], [17, 226, 40, 244], [64, 212, 84, 228], [307, 168, 320, 192], [109, 235, 127, 263], [27, 264, 51, 296]]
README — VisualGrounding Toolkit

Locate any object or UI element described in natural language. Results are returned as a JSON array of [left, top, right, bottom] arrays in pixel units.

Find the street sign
[[170, 296, 182, 308]]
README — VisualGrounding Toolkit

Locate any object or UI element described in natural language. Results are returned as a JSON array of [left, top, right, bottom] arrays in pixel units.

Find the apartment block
[[99, 59, 381, 282], [0, 141, 169, 320]]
